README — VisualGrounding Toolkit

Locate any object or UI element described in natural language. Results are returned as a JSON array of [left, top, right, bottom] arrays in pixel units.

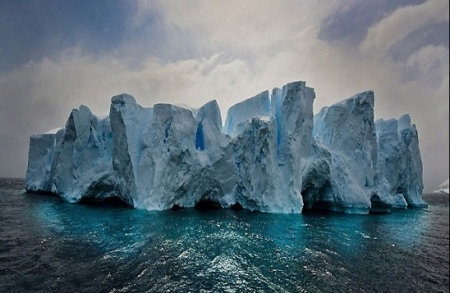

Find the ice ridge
[[26, 81, 427, 214]]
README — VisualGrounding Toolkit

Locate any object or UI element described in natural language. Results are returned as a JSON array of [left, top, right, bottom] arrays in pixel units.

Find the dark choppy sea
[[0, 178, 448, 293]]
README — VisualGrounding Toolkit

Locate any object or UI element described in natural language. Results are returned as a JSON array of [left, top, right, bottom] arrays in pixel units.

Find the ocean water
[[0, 178, 448, 293]]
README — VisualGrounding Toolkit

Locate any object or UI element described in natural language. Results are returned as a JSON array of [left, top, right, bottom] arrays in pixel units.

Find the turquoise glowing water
[[0, 178, 448, 292]]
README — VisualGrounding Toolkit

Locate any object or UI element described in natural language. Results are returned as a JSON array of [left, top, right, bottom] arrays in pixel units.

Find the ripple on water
[[0, 182, 448, 293]]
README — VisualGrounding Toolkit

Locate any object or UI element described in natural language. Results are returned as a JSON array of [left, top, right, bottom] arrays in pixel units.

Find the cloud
[[135, 0, 345, 60], [136, 0, 449, 191], [0, 0, 448, 191], [360, 0, 449, 55], [0, 0, 133, 72], [0, 50, 256, 122], [0, 51, 258, 178], [405, 45, 449, 86], [318, 0, 427, 44]]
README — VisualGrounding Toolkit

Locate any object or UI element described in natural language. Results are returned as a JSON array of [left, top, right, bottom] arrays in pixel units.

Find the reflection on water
[[0, 179, 448, 292]]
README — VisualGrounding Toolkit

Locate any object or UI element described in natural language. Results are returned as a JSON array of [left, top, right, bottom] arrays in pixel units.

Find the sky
[[0, 0, 448, 192]]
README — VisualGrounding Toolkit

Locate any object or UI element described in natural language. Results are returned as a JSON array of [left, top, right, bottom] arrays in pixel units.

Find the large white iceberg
[[26, 81, 427, 214]]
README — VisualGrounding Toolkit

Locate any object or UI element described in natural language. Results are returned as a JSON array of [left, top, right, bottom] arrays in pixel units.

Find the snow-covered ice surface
[[26, 81, 427, 214]]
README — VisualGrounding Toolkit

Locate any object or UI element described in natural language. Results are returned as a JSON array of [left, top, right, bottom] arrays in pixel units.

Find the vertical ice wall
[[109, 94, 152, 206], [376, 115, 427, 208], [25, 133, 58, 193], [312, 91, 391, 213], [230, 81, 315, 212], [49, 105, 116, 203], [224, 90, 271, 137], [135, 100, 238, 210]]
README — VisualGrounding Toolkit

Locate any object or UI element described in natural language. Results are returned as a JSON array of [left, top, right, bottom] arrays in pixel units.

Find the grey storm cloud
[[0, 0, 448, 192]]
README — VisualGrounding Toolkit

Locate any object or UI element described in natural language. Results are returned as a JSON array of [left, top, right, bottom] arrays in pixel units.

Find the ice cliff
[[26, 81, 427, 214]]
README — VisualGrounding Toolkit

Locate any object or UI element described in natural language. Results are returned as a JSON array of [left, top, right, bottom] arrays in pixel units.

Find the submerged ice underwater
[[26, 81, 427, 214]]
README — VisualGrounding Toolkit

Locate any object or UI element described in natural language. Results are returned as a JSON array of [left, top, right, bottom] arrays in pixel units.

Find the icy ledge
[[26, 81, 427, 214]]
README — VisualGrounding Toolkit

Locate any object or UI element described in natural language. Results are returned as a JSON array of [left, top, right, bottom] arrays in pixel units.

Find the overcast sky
[[0, 0, 448, 192]]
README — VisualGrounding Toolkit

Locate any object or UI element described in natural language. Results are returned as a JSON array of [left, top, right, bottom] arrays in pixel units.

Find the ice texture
[[311, 91, 400, 213], [26, 133, 58, 193], [375, 115, 427, 207], [224, 90, 271, 137], [50, 105, 117, 204], [25, 81, 427, 213]]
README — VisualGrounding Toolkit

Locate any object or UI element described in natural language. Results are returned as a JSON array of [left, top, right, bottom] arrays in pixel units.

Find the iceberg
[[25, 81, 427, 214], [375, 115, 427, 207], [311, 91, 381, 213], [26, 133, 58, 193], [434, 179, 449, 194]]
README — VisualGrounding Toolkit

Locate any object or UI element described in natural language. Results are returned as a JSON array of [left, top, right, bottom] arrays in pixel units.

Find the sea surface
[[0, 178, 448, 293]]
